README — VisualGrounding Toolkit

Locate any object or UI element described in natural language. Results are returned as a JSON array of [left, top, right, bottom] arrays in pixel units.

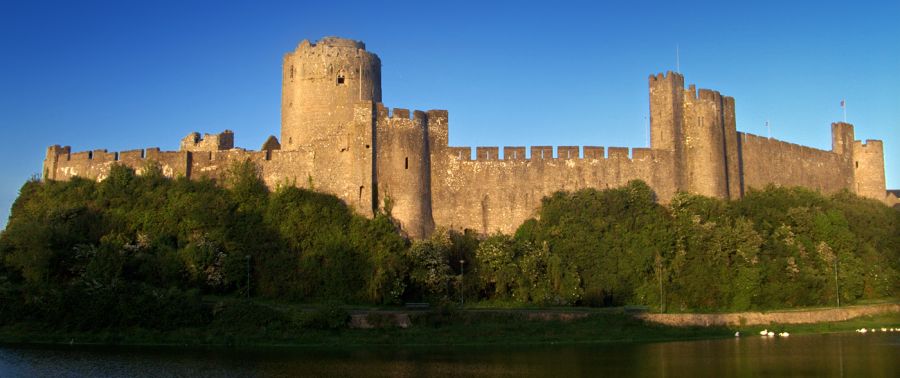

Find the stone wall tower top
[[281, 36, 382, 150]]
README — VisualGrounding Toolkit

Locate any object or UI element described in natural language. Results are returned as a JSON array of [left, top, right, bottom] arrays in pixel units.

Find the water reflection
[[1, 333, 897, 377]]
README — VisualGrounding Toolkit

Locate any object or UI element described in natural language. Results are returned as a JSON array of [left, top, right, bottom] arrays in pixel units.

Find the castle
[[43, 37, 898, 238]]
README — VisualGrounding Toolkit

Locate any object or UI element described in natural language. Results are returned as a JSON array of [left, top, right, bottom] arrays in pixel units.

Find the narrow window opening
[[855, 161, 859, 168], [337, 75, 345, 85], [405, 157, 409, 170], [289, 65, 295, 79], [288, 137, 292, 145], [365, 144, 370, 149]]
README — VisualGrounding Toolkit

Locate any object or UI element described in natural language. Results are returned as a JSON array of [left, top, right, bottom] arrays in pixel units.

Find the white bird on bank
[[760, 329, 768, 336], [778, 332, 790, 337], [767, 331, 775, 337], [857, 328, 868, 333], [881, 328, 887, 332], [735, 332, 740, 337]]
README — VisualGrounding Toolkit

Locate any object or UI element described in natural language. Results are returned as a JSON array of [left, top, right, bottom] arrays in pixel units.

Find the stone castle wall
[[42, 37, 897, 239], [737, 131, 854, 194], [429, 146, 677, 234]]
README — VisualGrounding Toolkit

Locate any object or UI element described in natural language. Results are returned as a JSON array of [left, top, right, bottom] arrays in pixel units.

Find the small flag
[[841, 99, 845, 108]]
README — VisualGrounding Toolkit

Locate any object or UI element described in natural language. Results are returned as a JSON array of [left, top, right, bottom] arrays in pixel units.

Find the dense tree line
[[0, 163, 897, 330]]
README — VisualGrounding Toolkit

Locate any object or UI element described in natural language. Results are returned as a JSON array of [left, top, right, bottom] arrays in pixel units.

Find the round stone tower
[[281, 36, 382, 150]]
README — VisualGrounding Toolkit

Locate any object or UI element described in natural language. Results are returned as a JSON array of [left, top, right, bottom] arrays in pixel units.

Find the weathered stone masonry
[[43, 36, 898, 238]]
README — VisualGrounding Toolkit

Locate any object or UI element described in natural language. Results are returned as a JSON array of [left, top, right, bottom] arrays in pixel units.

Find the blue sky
[[1, 0, 898, 229]]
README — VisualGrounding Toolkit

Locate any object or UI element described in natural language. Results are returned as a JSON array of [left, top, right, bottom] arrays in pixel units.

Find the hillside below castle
[[43, 36, 898, 238]]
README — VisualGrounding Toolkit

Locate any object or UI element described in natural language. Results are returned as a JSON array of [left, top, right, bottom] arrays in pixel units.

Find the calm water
[[1, 333, 897, 377]]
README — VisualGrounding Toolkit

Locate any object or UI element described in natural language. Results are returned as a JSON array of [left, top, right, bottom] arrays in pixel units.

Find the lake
[[1, 332, 897, 377]]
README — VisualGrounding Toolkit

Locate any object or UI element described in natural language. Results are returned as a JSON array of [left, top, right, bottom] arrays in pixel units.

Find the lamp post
[[834, 257, 840, 308], [245, 255, 251, 299], [459, 259, 465, 306]]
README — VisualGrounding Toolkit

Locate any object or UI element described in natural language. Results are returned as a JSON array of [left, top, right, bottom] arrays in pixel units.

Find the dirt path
[[637, 303, 900, 327]]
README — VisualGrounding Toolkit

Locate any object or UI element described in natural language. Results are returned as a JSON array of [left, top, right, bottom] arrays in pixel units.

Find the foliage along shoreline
[[1, 305, 897, 349], [0, 161, 897, 341]]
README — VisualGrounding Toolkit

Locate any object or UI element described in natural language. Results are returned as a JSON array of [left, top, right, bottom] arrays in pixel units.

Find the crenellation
[[557, 146, 579, 159], [476, 147, 499, 161], [607, 147, 629, 159], [632, 148, 653, 161], [583, 146, 604, 159], [449, 147, 472, 161], [697, 88, 720, 101], [92, 149, 115, 162], [531, 146, 553, 160], [376, 103, 390, 119], [118, 149, 144, 161], [145, 148, 161, 159], [41, 36, 894, 238], [503, 146, 526, 160], [857, 139, 884, 149], [686, 84, 697, 99], [391, 108, 410, 119], [70, 151, 92, 161]]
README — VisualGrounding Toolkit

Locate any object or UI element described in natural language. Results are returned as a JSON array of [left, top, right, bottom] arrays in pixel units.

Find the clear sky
[[1, 0, 898, 229]]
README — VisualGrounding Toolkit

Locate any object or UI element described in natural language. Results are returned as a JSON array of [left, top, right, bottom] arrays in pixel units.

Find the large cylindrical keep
[[281, 37, 381, 150]]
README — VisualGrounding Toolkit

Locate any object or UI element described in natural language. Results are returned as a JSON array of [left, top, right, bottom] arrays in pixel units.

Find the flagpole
[[676, 44, 680, 73]]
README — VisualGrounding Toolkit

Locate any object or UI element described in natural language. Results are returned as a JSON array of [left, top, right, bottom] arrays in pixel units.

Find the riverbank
[[1, 302, 897, 348], [639, 303, 900, 327]]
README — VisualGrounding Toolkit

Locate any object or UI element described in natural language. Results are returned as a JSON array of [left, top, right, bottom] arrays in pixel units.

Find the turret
[[649, 72, 687, 193], [648, 71, 684, 153], [680, 87, 730, 198], [831, 122, 855, 156], [852, 139, 888, 202], [375, 106, 434, 238], [650, 72, 738, 199], [281, 37, 382, 150]]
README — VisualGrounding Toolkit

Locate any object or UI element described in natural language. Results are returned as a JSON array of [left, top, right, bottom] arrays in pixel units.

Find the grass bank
[[1, 300, 897, 348]]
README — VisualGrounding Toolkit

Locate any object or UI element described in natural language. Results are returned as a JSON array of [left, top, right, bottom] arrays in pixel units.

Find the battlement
[[375, 104, 431, 123], [476, 147, 499, 160], [697, 88, 724, 103], [446, 145, 665, 162], [648, 71, 684, 83], [426, 109, 449, 120], [287, 37, 378, 68], [558, 146, 579, 159], [584, 146, 604, 159], [310, 36, 366, 50], [531, 146, 553, 159], [504, 146, 526, 160], [449, 147, 472, 161], [854, 139, 884, 150]]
